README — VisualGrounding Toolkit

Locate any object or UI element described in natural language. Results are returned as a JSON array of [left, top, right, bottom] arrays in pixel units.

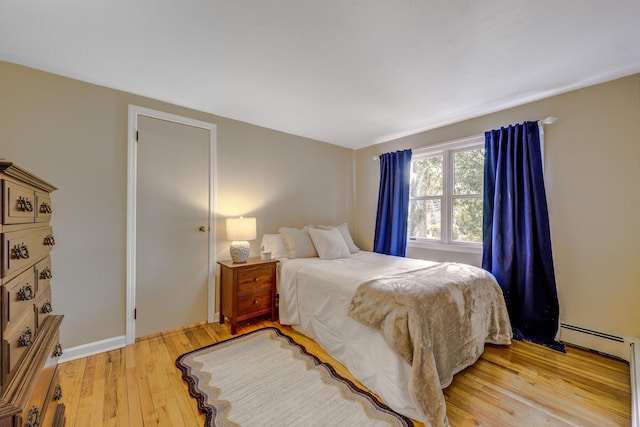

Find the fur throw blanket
[[348, 262, 512, 427]]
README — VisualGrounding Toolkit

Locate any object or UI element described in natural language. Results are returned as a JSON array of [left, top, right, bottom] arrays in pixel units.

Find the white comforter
[[279, 252, 438, 422], [278, 251, 511, 426]]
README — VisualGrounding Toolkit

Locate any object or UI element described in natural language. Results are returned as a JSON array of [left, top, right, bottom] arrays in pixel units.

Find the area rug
[[176, 327, 414, 427]]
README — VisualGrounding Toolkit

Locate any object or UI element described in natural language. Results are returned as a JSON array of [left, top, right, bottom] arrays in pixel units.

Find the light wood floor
[[58, 317, 631, 426]]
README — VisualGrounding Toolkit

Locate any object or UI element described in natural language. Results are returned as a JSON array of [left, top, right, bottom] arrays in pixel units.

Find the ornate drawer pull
[[18, 284, 35, 301], [17, 196, 34, 212], [44, 234, 56, 246], [19, 327, 34, 347], [42, 301, 53, 313], [40, 202, 52, 214], [26, 405, 39, 427], [12, 243, 30, 259], [53, 343, 63, 357], [53, 384, 63, 401], [40, 266, 53, 279]]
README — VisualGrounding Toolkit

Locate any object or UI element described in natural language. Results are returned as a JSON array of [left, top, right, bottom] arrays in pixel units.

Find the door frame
[[126, 105, 217, 344]]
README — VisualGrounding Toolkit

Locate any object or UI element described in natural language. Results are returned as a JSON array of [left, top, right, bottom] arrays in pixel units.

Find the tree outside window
[[408, 136, 484, 251]]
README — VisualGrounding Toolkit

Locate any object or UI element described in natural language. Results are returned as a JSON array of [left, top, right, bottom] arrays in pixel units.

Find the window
[[408, 135, 484, 252]]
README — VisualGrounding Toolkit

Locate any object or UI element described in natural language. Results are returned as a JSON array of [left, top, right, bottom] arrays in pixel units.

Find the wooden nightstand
[[218, 257, 278, 334]]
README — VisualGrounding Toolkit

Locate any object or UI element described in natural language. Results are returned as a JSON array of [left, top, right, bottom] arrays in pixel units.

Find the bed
[[276, 249, 512, 427]]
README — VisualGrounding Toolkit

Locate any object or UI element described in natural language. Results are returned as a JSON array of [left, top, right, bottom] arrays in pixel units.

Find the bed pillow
[[308, 227, 351, 260], [279, 227, 318, 258], [260, 233, 289, 259], [317, 223, 360, 254]]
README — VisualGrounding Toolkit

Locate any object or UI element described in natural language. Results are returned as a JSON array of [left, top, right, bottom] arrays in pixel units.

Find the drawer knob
[[40, 202, 52, 214], [253, 278, 259, 283], [53, 384, 63, 401], [44, 234, 56, 246], [18, 284, 35, 301], [19, 327, 34, 347], [26, 406, 39, 427], [17, 196, 34, 212], [12, 243, 30, 259], [53, 343, 63, 357], [42, 301, 53, 314], [40, 266, 53, 279], [253, 300, 259, 305]]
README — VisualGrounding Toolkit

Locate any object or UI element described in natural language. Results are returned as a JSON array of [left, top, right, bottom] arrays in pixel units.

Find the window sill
[[407, 240, 483, 254]]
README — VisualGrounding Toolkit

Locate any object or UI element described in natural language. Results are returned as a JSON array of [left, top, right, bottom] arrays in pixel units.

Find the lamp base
[[230, 240, 250, 263]]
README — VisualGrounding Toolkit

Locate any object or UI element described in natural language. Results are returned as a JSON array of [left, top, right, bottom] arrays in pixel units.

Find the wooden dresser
[[0, 161, 65, 427], [218, 257, 278, 334]]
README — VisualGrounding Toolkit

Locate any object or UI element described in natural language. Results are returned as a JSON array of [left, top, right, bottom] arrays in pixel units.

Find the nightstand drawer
[[237, 291, 272, 316], [237, 267, 274, 293]]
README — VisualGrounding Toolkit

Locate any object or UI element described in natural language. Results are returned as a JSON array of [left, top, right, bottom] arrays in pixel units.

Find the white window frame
[[408, 134, 485, 254]]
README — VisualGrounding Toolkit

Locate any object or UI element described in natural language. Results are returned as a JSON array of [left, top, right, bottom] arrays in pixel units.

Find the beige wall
[[3, 56, 638, 352], [355, 74, 640, 341], [0, 60, 354, 348]]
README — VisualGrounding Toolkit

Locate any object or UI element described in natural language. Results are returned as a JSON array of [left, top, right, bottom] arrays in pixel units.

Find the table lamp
[[226, 217, 257, 263]]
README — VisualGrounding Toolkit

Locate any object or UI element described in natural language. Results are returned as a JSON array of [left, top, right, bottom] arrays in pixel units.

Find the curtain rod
[[540, 116, 558, 125], [372, 117, 559, 160]]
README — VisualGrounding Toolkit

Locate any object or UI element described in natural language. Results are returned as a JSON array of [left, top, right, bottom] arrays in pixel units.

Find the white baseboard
[[59, 335, 127, 363], [58, 317, 223, 363]]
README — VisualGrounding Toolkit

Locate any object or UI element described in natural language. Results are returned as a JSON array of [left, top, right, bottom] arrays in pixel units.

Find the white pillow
[[260, 234, 289, 259], [317, 223, 360, 254], [278, 227, 318, 259], [308, 227, 351, 260]]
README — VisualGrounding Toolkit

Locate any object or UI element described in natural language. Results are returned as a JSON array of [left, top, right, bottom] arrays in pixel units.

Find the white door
[[135, 115, 210, 338]]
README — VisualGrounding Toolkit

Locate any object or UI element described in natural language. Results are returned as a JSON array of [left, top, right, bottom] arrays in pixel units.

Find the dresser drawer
[[35, 287, 53, 332], [20, 332, 61, 427], [35, 190, 53, 223], [237, 266, 274, 294], [2, 180, 36, 225], [35, 256, 53, 294], [22, 375, 61, 427], [3, 310, 36, 377], [2, 226, 54, 280], [237, 291, 272, 316], [2, 267, 37, 331], [40, 376, 64, 427]]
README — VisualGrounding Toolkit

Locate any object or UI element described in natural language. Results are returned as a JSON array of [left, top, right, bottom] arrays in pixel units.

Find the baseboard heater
[[560, 323, 639, 426], [561, 323, 624, 343], [560, 323, 626, 359]]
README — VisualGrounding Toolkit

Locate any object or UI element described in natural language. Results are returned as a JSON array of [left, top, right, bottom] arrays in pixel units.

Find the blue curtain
[[482, 122, 564, 351], [373, 149, 412, 257]]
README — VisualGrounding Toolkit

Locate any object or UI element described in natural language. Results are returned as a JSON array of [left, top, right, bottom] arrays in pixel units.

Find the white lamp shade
[[226, 217, 257, 241]]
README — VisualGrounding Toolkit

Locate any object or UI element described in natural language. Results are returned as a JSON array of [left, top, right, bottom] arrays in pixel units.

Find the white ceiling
[[1, 1, 639, 149]]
